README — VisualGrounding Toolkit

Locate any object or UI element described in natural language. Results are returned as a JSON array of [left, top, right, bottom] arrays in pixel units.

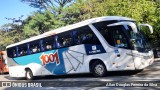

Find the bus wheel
[[92, 61, 107, 77], [25, 69, 34, 80]]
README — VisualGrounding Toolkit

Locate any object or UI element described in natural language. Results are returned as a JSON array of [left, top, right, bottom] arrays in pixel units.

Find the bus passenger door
[[108, 27, 135, 71]]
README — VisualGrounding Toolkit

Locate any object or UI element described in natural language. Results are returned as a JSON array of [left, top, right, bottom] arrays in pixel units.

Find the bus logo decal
[[40, 51, 60, 66]]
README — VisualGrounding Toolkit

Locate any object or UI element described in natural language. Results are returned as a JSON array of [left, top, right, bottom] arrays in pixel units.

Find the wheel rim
[[95, 64, 104, 75], [27, 71, 31, 79]]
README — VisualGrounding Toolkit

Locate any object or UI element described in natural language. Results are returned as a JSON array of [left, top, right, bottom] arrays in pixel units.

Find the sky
[[0, 0, 37, 27]]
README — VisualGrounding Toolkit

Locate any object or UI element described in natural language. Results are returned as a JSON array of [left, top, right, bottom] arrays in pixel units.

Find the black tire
[[91, 61, 107, 77], [25, 69, 34, 80], [135, 69, 144, 73]]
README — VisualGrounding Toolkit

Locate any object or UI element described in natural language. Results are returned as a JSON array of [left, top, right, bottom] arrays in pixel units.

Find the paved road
[[0, 60, 160, 90]]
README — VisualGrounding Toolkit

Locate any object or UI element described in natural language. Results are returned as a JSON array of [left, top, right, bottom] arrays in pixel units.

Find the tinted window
[[42, 36, 55, 51], [19, 45, 28, 56], [93, 21, 117, 46], [110, 26, 129, 49], [7, 26, 101, 58], [73, 26, 101, 45], [30, 42, 40, 54], [55, 31, 73, 48], [93, 21, 130, 49], [12, 45, 28, 57], [7, 48, 13, 58]]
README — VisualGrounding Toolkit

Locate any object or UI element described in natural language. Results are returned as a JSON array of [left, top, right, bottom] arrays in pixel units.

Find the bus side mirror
[[139, 24, 153, 34]]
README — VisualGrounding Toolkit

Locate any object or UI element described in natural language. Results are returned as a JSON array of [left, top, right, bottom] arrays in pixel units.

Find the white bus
[[6, 16, 154, 80]]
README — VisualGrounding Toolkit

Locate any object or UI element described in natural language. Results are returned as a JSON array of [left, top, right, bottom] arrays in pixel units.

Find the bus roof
[[6, 16, 134, 48]]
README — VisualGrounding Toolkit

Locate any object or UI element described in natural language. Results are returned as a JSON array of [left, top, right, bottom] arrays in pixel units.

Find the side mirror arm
[[107, 22, 138, 33], [139, 24, 153, 34]]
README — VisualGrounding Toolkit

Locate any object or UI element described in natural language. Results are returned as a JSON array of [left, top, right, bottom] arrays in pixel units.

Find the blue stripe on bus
[[13, 48, 68, 75], [12, 44, 106, 75]]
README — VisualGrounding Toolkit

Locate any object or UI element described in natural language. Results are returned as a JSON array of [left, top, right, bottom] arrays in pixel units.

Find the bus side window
[[112, 29, 129, 49], [42, 36, 54, 51], [44, 42, 52, 50], [56, 31, 73, 48], [56, 34, 63, 48], [62, 32, 73, 47], [73, 26, 100, 45], [6, 48, 14, 58], [30, 42, 40, 54], [20, 48, 25, 56], [93, 21, 115, 46], [15, 44, 28, 56], [72, 30, 80, 45], [34, 45, 40, 53]]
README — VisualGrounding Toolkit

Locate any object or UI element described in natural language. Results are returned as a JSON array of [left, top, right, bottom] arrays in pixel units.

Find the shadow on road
[[34, 70, 142, 80], [4, 70, 143, 81], [4, 60, 160, 81], [2, 61, 160, 90]]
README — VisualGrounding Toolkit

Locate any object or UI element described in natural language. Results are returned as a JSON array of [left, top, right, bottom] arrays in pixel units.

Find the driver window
[[112, 28, 129, 49]]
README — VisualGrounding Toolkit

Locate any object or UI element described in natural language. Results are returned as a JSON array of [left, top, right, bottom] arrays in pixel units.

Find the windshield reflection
[[126, 25, 151, 52]]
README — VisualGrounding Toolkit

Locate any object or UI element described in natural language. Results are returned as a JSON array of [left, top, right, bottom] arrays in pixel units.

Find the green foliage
[[65, 0, 160, 48], [21, 0, 74, 14], [23, 11, 67, 37], [0, 30, 22, 50], [1, 0, 160, 50], [0, 23, 25, 50]]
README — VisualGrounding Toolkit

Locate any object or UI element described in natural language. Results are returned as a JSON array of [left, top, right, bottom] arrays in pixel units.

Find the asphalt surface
[[0, 59, 160, 90]]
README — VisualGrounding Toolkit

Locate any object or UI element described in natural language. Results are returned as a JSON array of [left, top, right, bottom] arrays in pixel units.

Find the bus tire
[[25, 69, 34, 80], [91, 61, 107, 77], [136, 69, 144, 73]]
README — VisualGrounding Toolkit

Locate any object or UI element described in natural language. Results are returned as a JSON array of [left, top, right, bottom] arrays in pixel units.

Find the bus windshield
[[93, 20, 152, 52], [126, 26, 151, 52]]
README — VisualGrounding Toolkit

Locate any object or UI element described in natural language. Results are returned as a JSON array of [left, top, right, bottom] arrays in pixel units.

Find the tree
[[0, 27, 22, 50], [1, 0, 160, 51], [23, 11, 67, 37], [65, 0, 160, 47], [21, 0, 74, 14]]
